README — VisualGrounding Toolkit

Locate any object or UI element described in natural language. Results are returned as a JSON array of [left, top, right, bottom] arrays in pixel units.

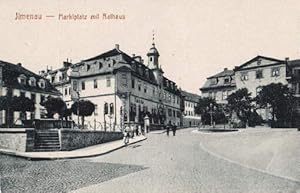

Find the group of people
[[123, 121, 178, 144], [165, 121, 177, 136], [123, 123, 145, 144]]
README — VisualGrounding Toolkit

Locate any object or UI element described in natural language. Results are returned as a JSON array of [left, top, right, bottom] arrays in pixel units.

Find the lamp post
[[207, 103, 216, 128]]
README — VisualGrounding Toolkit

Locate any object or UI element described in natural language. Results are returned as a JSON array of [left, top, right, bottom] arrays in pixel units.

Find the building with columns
[[0, 60, 60, 126], [45, 43, 182, 131]]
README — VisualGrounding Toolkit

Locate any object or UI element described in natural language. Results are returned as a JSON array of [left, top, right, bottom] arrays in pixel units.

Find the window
[[31, 93, 36, 103], [81, 81, 85, 90], [144, 84, 147, 93], [121, 73, 127, 87], [168, 108, 172, 117], [173, 110, 176, 117], [106, 76, 111, 87], [177, 111, 181, 118], [18, 75, 26, 85], [224, 78, 230, 84], [209, 92, 212, 98], [256, 86, 262, 96], [94, 79, 98, 88], [132, 79, 135, 89], [65, 88, 68, 95], [38, 79, 46, 88], [94, 105, 98, 115], [241, 73, 248, 81], [87, 64, 90, 71], [99, 62, 103, 69], [138, 82, 141, 91], [256, 70, 263, 79], [222, 90, 228, 100], [40, 95, 45, 104], [73, 80, 78, 91], [271, 68, 280, 77], [152, 87, 155, 96], [110, 103, 114, 114], [29, 77, 36, 86]]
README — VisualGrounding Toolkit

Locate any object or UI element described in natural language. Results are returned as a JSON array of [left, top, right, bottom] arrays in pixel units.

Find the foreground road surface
[[0, 128, 299, 193]]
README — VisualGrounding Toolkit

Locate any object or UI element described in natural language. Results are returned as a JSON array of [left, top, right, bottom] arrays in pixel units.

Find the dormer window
[[29, 77, 36, 86], [86, 64, 90, 71], [224, 78, 230, 84], [38, 79, 46, 89], [18, 74, 26, 85], [99, 62, 103, 69]]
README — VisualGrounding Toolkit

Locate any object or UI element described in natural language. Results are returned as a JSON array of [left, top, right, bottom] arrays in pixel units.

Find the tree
[[41, 96, 67, 119], [226, 88, 253, 127], [255, 83, 295, 127], [71, 100, 95, 128], [0, 95, 35, 126], [195, 97, 218, 125]]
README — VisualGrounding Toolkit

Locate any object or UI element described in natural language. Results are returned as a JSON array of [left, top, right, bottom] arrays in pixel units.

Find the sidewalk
[[0, 135, 147, 160]]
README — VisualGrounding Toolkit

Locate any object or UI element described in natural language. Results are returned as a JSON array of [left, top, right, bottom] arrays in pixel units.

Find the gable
[[235, 56, 285, 71]]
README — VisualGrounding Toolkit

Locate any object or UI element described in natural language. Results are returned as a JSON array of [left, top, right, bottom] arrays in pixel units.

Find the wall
[[59, 129, 123, 151], [0, 128, 35, 152]]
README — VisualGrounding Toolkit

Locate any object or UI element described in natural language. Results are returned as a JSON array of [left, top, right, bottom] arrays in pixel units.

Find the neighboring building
[[45, 43, 182, 130], [40, 60, 73, 108], [180, 90, 201, 127], [286, 59, 300, 126], [234, 55, 288, 120], [200, 68, 236, 104], [0, 60, 60, 126]]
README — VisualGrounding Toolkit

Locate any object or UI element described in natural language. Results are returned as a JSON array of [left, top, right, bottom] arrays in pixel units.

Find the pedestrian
[[166, 121, 171, 136], [123, 124, 130, 145], [172, 123, 177, 136]]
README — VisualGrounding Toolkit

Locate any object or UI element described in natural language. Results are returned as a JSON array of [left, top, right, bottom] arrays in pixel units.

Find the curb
[[199, 142, 300, 183], [0, 137, 147, 161]]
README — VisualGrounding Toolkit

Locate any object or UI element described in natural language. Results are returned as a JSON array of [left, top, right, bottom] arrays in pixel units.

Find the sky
[[0, 0, 300, 94]]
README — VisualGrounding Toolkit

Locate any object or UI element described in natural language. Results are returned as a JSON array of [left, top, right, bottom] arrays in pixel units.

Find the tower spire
[[152, 30, 155, 46]]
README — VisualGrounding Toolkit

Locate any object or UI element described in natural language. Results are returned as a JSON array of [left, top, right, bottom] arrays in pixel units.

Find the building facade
[[45, 44, 182, 131], [234, 56, 288, 120], [0, 60, 60, 126], [180, 90, 201, 127], [200, 68, 236, 104]]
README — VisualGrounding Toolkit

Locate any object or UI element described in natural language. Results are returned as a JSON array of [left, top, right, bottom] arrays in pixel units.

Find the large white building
[[45, 43, 182, 130]]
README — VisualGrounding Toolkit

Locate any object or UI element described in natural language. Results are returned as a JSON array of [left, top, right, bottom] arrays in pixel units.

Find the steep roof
[[0, 60, 61, 95], [208, 68, 234, 79], [181, 90, 201, 102]]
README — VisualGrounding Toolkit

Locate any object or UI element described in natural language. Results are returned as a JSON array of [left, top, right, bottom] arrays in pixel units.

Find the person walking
[[166, 121, 171, 136], [123, 124, 130, 145], [172, 123, 177, 136]]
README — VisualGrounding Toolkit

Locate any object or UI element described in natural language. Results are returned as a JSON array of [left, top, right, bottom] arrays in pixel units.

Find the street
[[1, 128, 299, 193]]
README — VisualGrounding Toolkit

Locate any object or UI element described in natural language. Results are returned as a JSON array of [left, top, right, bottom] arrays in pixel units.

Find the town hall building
[[44, 43, 182, 131]]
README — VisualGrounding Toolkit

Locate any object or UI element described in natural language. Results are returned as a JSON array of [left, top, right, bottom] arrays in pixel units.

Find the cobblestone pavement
[[1, 128, 299, 193], [73, 128, 300, 193], [0, 155, 145, 193]]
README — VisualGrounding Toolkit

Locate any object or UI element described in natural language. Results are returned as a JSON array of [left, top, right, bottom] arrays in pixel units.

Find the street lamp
[[207, 103, 217, 128]]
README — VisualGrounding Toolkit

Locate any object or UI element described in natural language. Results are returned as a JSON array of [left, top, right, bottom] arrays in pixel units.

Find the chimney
[[115, 44, 120, 50], [224, 68, 228, 71], [132, 54, 135, 57], [17, 63, 22, 66]]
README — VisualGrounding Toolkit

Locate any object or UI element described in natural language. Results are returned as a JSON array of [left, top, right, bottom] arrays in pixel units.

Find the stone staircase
[[34, 130, 61, 152]]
